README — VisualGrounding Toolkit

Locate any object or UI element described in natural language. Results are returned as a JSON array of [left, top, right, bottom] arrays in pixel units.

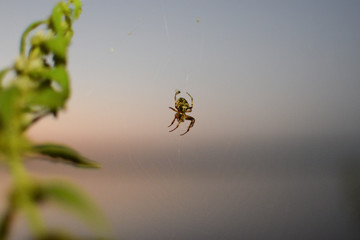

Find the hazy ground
[[1, 134, 360, 239]]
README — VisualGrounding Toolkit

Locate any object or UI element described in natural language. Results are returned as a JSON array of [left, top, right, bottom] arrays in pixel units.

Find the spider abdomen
[[176, 98, 189, 112]]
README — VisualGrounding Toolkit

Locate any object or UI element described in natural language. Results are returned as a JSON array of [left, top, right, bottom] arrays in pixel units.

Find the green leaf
[[28, 88, 66, 110], [49, 66, 69, 97], [50, 3, 66, 34], [0, 87, 19, 129], [37, 180, 108, 236], [71, 0, 82, 20], [31, 143, 100, 168], [30, 66, 70, 110], [39, 66, 70, 99], [44, 36, 68, 61]]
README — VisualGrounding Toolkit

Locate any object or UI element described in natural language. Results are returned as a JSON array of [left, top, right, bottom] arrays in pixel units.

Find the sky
[[1, 0, 359, 145], [1, 0, 360, 239]]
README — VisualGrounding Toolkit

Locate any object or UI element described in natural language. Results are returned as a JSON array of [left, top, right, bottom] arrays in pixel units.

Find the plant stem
[[20, 20, 47, 55], [8, 158, 46, 238], [4, 96, 46, 239]]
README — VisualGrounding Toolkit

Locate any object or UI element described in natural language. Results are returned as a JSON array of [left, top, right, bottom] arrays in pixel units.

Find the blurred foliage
[[0, 1, 108, 239], [32, 144, 100, 168]]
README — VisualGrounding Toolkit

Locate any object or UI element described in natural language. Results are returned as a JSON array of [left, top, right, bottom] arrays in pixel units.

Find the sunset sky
[[1, 0, 359, 145], [1, 1, 360, 239]]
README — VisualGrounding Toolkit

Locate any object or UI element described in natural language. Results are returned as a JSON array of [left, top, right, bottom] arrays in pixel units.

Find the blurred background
[[1, 0, 360, 239]]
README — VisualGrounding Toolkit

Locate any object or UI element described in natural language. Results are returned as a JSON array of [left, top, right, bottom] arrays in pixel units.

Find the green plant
[[0, 1, 107, 239]]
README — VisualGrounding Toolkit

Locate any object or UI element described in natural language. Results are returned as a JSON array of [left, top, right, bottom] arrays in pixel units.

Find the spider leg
[[169, 107, 177, 112], [168, 116, 176, 127], [169, 120, 181, 132], [180, 115, 195, 136], [174, 90, 181, 103], [186, 92, 193, 112]]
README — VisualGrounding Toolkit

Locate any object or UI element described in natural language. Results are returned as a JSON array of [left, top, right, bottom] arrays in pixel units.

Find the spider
[[168, 90, 195, 136]]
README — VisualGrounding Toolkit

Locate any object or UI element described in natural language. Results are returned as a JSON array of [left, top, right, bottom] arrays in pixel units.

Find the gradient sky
[[1, 1, 360, 239], [1, 0, 359, 146]]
